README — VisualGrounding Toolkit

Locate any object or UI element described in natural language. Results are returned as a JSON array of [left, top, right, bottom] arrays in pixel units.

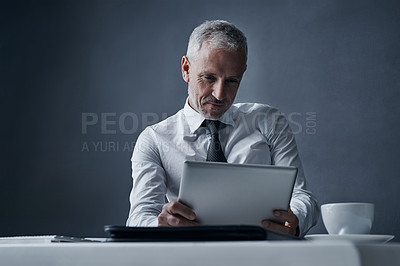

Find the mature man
[[127, 20, 319, 237]]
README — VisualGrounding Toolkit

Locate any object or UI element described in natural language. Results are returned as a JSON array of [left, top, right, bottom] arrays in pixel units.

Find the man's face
[[182, 43, 247, 120]]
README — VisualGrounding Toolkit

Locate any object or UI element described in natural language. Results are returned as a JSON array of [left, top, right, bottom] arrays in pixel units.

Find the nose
[[212, 80, 225, 100]]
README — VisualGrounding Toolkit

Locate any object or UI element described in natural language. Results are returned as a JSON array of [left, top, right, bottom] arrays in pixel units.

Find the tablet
[[178, 161, 297, 226]]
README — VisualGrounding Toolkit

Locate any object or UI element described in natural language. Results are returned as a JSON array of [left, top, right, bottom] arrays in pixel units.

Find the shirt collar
[[183, 98, 235, 134]]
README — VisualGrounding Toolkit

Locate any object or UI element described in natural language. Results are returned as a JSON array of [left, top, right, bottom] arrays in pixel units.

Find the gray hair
[[186, 20, 248, 62]]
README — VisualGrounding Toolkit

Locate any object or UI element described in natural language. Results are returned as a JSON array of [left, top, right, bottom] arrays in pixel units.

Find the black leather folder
[[104, 225, 302, 242]]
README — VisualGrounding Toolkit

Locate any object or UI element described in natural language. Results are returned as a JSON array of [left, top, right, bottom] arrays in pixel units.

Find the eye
[[203, 75, 216, 82], [225, 78, 239, 84]]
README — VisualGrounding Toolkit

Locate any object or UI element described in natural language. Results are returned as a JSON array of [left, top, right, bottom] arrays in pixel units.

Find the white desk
[[0, 240, 399, 266], [357, 243, 400, 266]]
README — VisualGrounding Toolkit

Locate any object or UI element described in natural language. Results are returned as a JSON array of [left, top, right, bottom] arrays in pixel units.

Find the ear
[[181, 56, 190, 83]]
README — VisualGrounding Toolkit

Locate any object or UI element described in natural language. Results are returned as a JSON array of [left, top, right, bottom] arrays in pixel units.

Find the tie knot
[[205, 120, 221, 135]]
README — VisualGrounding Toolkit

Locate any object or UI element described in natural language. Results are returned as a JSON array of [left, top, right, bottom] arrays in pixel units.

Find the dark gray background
[[1, 0, 399, 240]]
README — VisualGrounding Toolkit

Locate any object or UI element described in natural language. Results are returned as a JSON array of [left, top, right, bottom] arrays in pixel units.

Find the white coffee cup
[[321, 202, 374, 235]]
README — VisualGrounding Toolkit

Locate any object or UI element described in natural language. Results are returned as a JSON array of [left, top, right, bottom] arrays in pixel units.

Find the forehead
[[193, 43, 246, 74]]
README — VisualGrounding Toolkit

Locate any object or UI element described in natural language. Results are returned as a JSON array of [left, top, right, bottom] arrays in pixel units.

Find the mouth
[[203, 99, 226, 108], [207, 102, 225, 107]]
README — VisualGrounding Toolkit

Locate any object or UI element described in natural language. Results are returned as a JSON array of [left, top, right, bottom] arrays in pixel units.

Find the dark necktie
[[205, 120, 227, 162]]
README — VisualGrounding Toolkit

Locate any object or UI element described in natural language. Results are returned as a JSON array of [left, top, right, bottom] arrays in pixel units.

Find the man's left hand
[[261, 210, 299, 236]]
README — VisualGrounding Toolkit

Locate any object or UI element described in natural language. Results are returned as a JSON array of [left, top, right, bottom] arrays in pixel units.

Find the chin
[[203, 110, 225, 120], [200, 104, 229, 119], [205, 115, 220, 120]]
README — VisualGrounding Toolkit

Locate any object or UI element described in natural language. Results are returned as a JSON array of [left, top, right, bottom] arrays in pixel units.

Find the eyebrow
[[199, 72, 217, 76], [199, 72, 241, 79]]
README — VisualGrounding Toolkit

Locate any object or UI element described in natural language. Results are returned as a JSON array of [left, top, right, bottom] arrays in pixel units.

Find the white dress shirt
[[127, 100, 319, 236]]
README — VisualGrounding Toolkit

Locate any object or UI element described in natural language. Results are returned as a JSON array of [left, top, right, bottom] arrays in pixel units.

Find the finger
[[157, 213, 168, 226], [262, 220, 292, 235], [166, 214, 200, 226], [273, 210, 299, 225], [168, 201, 196, 221], [158, 209, 200, 227]]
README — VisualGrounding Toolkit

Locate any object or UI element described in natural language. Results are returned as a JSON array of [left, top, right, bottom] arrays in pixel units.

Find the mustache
[[202, 97, 227, 105]]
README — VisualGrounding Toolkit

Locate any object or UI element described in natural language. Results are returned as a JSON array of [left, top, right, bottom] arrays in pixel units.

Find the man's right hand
[[158, 201, 199, 226]]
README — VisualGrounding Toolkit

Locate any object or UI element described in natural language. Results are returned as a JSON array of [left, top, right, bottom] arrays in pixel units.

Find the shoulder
[[134, 109, 184, 153], [231, 102, 283, 119], [231, 103, 289, 134], [140, 108, 184, 136]]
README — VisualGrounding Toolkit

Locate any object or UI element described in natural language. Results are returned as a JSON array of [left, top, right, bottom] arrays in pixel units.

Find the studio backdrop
[[1, 0, 399, 239]]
